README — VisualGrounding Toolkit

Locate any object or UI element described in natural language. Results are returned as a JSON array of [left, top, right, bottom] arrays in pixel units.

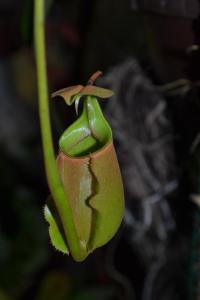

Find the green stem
[[34, 0, 87, 261]]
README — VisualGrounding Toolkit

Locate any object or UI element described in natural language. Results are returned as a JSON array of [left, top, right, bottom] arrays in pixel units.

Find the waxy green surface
[[44, 93, 125, 260]]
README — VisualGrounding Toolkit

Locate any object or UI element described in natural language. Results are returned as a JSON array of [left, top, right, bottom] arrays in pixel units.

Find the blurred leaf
[[21, 0, 33, 44], [0, 290, 12, 300], [0, 185, 49, 297], [35, 271, 71, 300], [72, 285, 119, 300], [10, 49, 37, 104]]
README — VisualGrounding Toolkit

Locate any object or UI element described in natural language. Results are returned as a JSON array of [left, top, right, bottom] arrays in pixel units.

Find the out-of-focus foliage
[[0, 0, 200, 299], [131, 0, 199, 18], [35, 271, 71, 300]]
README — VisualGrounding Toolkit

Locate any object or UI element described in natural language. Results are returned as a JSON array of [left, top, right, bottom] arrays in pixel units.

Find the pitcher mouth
[[58, 140, 114, 160]]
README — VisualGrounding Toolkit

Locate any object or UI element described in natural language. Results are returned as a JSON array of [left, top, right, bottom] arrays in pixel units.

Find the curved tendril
[[34, 0, 88, 261], [87, 70, 103, 86]]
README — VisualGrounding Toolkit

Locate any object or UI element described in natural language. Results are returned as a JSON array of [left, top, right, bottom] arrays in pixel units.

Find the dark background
[[1, 0, 200, 299]]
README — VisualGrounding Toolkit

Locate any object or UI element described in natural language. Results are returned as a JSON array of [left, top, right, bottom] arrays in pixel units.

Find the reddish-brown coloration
[[51, 85, 83, 104], [87, 70, 103, 85], [57, 141, 124, 251]]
